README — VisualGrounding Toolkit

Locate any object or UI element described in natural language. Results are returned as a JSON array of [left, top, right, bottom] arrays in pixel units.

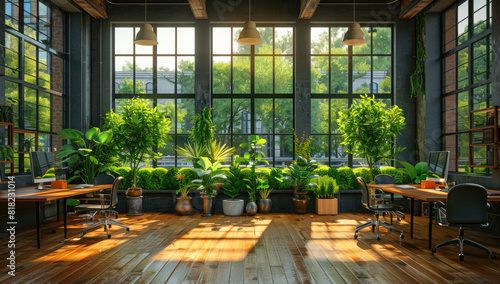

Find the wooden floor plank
[[1, 212, 499, 284]]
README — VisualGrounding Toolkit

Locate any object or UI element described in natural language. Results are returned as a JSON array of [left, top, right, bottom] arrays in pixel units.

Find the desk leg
[[410, 198, 414, 239], [36, 202, 41, 249], [63, 198, 67, 239], [428, 201, 433, 249], [390, 193, 394, 225], [57, 201, 60, 222]]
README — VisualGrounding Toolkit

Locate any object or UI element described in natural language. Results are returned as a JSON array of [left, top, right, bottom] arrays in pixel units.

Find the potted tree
[[191, 157, 227, 217], [222, 161, 246, 216], [237, 135, 268, 216], [104, 98, 172, 215], [337, 95, 406, 183], [285, 156, 320, 214], [309, 176, 340, 215], [175, 172, 193, 215]]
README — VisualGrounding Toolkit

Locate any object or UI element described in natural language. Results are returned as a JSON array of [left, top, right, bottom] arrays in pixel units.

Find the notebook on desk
[[395, 185, 416, 189]]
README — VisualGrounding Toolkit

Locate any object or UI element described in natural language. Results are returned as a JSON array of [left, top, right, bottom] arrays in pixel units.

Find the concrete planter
[[222, 199, 244, 216], [126, 196, 143, 216]]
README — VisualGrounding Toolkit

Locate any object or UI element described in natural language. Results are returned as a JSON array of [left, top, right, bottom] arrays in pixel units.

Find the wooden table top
[[0, 184, 112, 202], [368, 184, 500, 202]]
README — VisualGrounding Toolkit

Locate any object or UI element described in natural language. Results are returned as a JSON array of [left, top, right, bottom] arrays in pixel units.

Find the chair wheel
[[126, 228, 130, 234], [377, 237, 381, 241], [354, 234, 358, 240], [432, 248, 437, 253], [490, 253, 496, 259], [109, 224, 112, 228], [107, 234, 111, 239], [400, 234, 404, 239], [115, 214, 118, 218], [459, 254, 464, 261]]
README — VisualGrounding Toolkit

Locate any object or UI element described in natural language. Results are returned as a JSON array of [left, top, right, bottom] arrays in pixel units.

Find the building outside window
[[211, 25, 294, 167], [310, 25, 393, 167], [442, 0, 492, 173], [113, 26, 195, 168], [4, 0, 66, 173]]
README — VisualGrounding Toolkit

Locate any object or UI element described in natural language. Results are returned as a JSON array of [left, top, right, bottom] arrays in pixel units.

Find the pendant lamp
[[237, 0, 262, 45], [342, 0, 366, 46], [134, 0, 158, 46]]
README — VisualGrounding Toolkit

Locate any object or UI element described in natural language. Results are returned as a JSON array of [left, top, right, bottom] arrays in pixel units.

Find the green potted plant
[[258, 168, 283, 214], [104, 97, 172, 215], [284, 156, 320, 214], [191, 157, 227, 217], [222, 161, 246, 216], [174, 172, 193, 215], [309, 176, 340, 215], [237, 135, 268, 216], [337, 95, 406, 183], [57, 127, 116, 184]]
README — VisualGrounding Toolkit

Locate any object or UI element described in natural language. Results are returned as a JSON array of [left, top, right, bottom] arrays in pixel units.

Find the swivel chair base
[[432, 227, 496, 261], [355, 212, 404, 241], [80, 218, 130, 239]]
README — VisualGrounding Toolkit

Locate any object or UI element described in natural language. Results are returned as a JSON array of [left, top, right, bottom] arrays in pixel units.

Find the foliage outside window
[[442, 0, 492, 173], [4, 0, 65, 174], [211, 26, 294, 167], [310, 25, 393, 167], [113, 26, 195, 168]]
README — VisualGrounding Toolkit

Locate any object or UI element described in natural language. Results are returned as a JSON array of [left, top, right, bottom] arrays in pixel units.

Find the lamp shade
[[134, 23, 158, 46], [237, 21, 262, 45], [342, 22, 366, 46]]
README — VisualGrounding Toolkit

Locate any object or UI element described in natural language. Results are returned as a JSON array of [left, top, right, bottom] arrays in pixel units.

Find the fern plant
[[309, 176, 339, 199], [189, 107, 215, 146]]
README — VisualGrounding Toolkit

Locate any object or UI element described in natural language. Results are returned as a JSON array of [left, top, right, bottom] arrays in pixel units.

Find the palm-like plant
[[175, 142, 207, 167], [206, 140, 235, 163], [222, 161, 246, 200]]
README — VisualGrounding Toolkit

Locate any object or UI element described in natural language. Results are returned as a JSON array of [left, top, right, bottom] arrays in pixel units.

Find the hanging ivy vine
[[410, 8, 428, 98]]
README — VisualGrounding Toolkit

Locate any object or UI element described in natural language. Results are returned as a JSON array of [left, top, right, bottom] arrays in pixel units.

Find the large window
[[310, 25, 393, 167], [4, 0, 65, 173], [211, 26, 294, 167], [442, 0, 492, 173], [113, 26, 195, 168]]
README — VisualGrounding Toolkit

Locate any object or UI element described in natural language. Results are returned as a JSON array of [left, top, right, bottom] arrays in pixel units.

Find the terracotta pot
[[175, 197, 193, 216], [213, 183, 224, 190], [258, 198, 272, 214], [126, 187, 143, 197], [292, 191, 310, 214]]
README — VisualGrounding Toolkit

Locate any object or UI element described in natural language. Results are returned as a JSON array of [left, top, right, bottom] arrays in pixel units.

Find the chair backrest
[[94, 174, 116, 185], [375, 174, 394, 185], [446, 183, 488, 225], [357, 177, 375, 211], [110, 177, 124, 207]]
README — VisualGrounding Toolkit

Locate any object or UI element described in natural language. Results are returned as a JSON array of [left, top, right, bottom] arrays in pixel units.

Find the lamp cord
[[353, 0, 356, 21], [145, 0, 147, 22], [249, 0, 251, 21]]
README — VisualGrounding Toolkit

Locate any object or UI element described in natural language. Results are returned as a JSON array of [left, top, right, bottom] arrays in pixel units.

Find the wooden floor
[[1, 212, 499, 284]]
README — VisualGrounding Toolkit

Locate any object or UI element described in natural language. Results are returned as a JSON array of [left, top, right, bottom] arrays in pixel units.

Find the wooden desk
[[0, 185, 111, 248], [368, 184, 500, 249]]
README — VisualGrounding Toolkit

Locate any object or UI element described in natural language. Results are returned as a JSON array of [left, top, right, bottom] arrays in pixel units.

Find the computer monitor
[[426, 151, 450, 183], [30, 151, 56, 189]]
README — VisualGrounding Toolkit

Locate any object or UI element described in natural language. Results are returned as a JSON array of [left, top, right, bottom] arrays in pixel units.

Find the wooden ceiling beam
[[188, 0, 208, 19], [299, 0, 320, 19], [73, 0, 108, 19], [399, 0, 434, 19]]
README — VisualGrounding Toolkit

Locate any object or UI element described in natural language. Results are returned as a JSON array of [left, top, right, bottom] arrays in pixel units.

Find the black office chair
[[375, 174, 405, 221], [355, 177, 404, 241], [75, 174, 118, 221], [432, 183, 496, 261], [78, 176, 129, 239]]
